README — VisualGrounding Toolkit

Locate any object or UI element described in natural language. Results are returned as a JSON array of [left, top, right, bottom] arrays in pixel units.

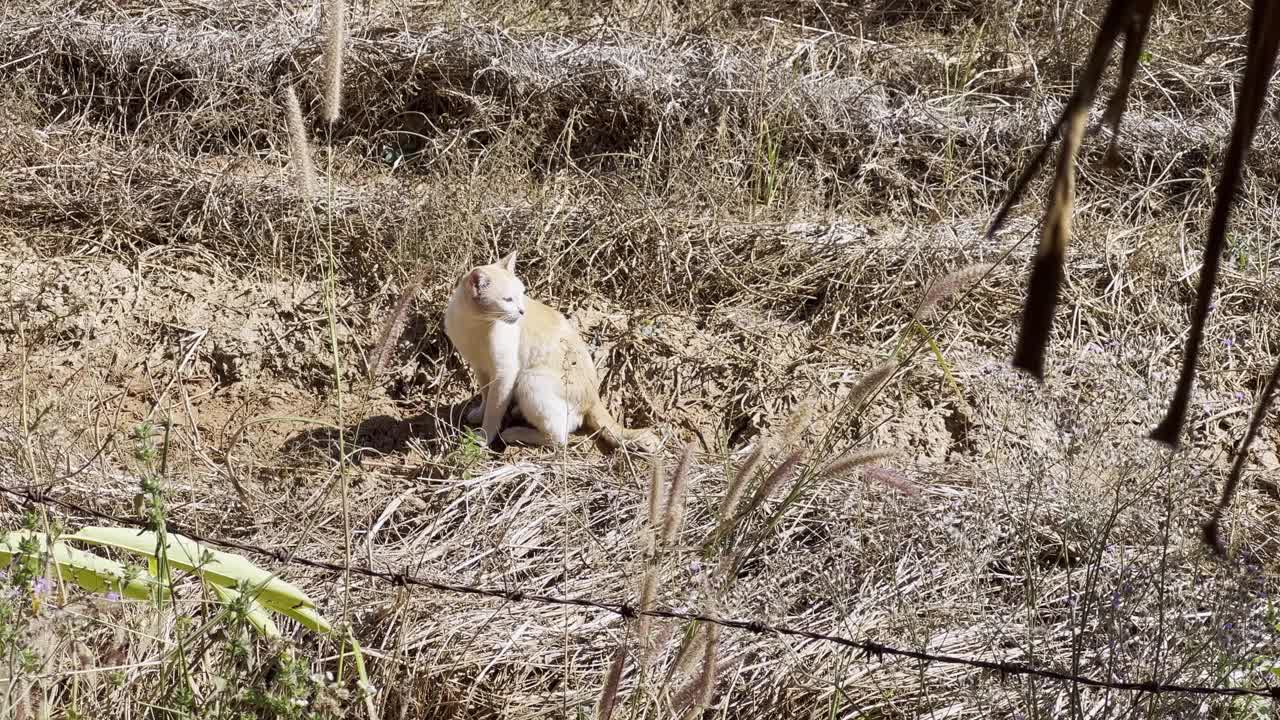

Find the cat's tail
[[583, 400, 658, 453]]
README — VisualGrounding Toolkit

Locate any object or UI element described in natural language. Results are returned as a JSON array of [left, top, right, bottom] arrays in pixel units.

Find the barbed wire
[[1, 482, 1277, 701]]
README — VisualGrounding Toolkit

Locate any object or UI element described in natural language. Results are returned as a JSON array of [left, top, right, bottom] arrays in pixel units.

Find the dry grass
[[1, 0, 1279, 718]]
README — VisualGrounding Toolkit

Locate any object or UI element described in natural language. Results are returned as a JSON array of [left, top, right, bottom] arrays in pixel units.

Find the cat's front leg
[[465, 370, 491, 426], [479, 372, 516, 448]]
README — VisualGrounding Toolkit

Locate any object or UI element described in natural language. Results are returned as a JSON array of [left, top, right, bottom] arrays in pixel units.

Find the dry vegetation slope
[[1, 0, 1279, 717]]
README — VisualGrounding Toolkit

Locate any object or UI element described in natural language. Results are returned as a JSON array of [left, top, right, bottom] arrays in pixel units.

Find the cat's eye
[[503, 296, 513, 302]]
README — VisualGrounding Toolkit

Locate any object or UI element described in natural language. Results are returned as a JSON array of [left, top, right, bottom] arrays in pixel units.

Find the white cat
[[444, 252, 657, 452]]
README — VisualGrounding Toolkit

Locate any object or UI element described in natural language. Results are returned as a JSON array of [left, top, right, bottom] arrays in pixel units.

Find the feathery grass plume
[[668, 623, 709, 681], [821, 448, 900, 478], [845, 361, 895, 414], [634, 561, 659, 666], [647, 450, 666, 532], [321, 0, 346, 124], [637, 446, 670, 668], [637, 566, 658, 615], [636, 524, 656, 567], [595, 642, 627, 720], [1015, 105, 1085, 379], [282, 86, 316, 198], [743, 449, 803, 516], [915, 263, 995, 320], [672, 625, 718, 718], [719, 443, 765, 524], [642, 618, 675, 670], [779, 394, 816, 449], [660, 442, 694, 546], [977, 1, 1127, 245], [705, 443, 768, 549], [367, 265, 429, 380], [864, 465, 920, 498], [1011, 0, 1166, 380]]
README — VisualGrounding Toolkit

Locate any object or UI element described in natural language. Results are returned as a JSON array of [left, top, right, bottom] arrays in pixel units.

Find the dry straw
[[282, 86, 317, 198]]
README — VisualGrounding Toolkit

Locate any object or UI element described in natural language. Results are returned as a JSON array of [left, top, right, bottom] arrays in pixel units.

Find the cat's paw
[[470, 427, 493, 449], [628, 430, 662, 454]]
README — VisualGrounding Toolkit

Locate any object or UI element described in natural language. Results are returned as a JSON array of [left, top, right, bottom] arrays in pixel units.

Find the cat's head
[[463, 252, 526, 323]]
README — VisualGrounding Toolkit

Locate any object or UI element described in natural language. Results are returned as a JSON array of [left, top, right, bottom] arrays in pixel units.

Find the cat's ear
[[499, 251, 517, 272], [469, 268, 489, 296]]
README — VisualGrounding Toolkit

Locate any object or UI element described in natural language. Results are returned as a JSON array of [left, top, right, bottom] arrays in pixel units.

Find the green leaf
[[209, 583, 280, 637], [912, 321, 969, 412], [348, 629, 379, 718], [69, 527, 329, 633], [282, 604, 333, 634], [0, 531, 162, 601]]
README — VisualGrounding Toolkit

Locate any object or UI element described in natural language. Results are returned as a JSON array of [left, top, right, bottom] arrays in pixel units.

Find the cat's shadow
[[278, 396, 528, 463]]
